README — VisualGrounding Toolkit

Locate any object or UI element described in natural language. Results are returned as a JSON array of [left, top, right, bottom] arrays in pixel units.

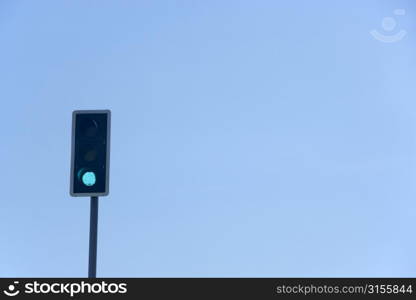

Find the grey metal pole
[[88, 196, 99, 278]]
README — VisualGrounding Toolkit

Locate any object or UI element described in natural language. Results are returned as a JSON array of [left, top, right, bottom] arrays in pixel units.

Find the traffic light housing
[[70, 110, 111, 197]]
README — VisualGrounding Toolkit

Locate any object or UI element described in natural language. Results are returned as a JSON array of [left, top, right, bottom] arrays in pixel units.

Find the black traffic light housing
[[70, 110, 111, 197]]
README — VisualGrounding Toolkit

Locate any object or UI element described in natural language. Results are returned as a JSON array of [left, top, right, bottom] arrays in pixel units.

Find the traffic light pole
[[70, 110, 111, 278], [88, 196, 99, 278]]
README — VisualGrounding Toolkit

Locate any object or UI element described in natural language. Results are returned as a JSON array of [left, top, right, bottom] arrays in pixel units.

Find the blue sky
[[1, 0, 416, 277]]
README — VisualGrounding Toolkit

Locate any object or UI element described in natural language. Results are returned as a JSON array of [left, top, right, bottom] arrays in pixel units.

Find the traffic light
[[70, 110, 111, 197]]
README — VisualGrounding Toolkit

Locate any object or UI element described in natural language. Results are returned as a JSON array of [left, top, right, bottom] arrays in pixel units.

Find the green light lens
[[82, 171, 96, 186]]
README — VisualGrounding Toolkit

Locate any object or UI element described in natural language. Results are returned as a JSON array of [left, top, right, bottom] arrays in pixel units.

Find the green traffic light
[[82, 171, 96, 186]]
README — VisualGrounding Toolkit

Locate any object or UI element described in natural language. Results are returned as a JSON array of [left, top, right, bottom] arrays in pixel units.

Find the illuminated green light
[[82, 171, 96, 186]]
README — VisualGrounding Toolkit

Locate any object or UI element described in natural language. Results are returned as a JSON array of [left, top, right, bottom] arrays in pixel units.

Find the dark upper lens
[[80, 119, 98, 137]]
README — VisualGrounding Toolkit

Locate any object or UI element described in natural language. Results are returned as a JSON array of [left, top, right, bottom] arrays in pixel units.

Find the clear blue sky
[[1, 0, 416, 277]]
